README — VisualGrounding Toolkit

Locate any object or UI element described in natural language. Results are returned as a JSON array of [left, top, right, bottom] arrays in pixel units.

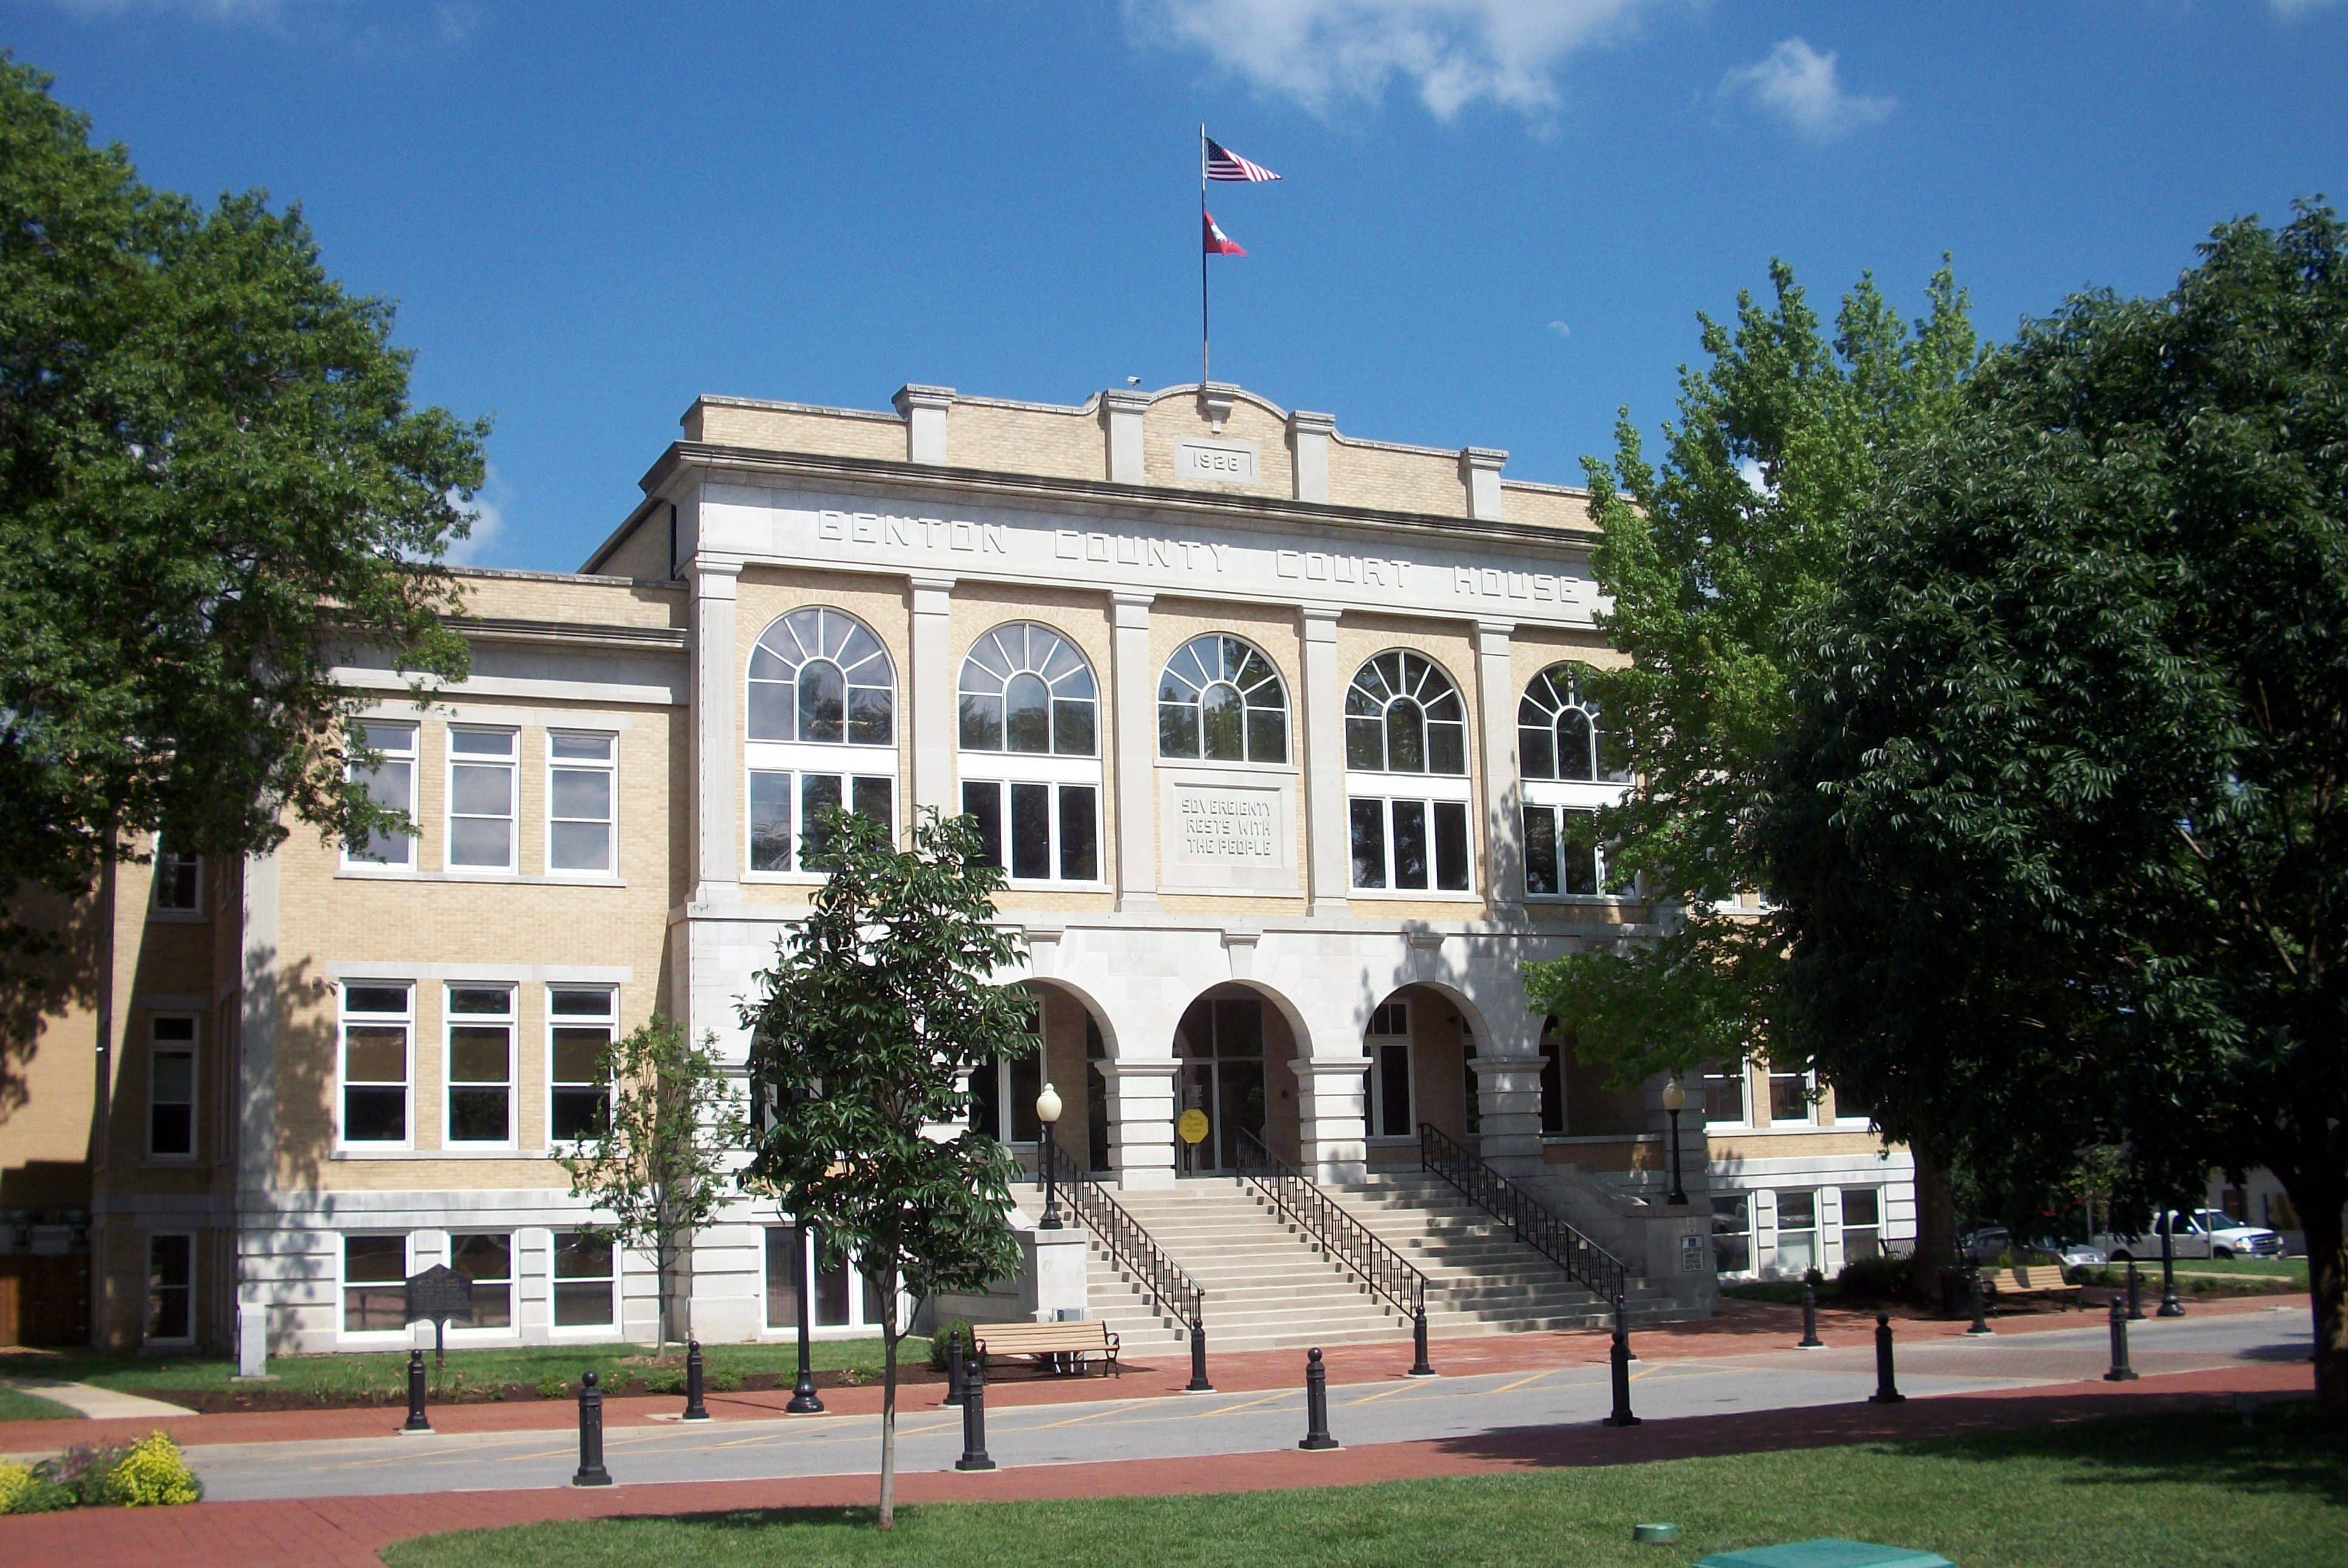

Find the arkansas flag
[[1203, 209, 1246, 256]]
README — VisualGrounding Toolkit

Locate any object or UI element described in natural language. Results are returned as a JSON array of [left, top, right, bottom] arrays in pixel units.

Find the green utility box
[[1696, 1541, 1955, 1568]]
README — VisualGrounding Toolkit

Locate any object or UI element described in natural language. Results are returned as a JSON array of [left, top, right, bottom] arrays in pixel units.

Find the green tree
[[740, 808, 1034, 1528], [1522, 260, 1975, 1280], [558, 1017, 748, 1356], [0, 57, 486, 1072], [1763, 204, 2348, 1406]]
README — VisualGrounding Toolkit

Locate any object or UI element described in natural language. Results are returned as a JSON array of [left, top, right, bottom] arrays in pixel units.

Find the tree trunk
[[1909, 1151, 1957, 1302], [2295, 1172, 2347, 1415], [877, 1260, 899, 1529]]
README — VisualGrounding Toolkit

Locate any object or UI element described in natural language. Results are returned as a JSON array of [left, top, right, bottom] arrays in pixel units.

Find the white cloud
[[2268, 0, 2342, 16], [1719, 37, 1894, 142], [445, 465, 510, 567], [1128, 0, 1668, 121], [37, 0, 306, 17]]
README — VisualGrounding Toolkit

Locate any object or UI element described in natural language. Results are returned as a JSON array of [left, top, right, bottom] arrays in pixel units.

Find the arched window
[[747, 608, 895, 745], [958, 623, 1096, 756], [1519, 664, 1628, 783], [1345, 651, 1466, 775], [1157, 635, 1288, 764]]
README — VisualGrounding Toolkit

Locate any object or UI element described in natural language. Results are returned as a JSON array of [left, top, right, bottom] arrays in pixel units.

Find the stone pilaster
[[1110, 592, 1158, 912], [1293, 1056, 1369, 1185], [1300, 606, 1350, 917], [1475, 619, 1522, 909], [1099, 1059, 1178, 1190], [692, 557, 743, 905], [909, 574, 956, 825]]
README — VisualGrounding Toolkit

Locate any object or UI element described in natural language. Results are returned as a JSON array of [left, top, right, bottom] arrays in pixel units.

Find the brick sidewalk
[[0, 1291, 2300, 1458], [0, 1361, 2310, 1567]]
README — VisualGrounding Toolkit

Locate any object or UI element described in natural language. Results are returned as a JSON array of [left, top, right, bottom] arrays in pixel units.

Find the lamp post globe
[[1659, 1079, 1688, 1207], [1036, 1082, 1065, 1230]]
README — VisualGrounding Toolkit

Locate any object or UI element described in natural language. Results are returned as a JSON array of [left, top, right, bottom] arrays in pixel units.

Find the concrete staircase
[[1012, 1171, 1678, 1358]]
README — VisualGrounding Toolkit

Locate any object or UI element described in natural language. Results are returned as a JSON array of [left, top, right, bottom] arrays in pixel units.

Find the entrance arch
[[971, 980, 1118, 1176], [1170, 982, 1306, 1173], [1360, 983, 1482, 1169]]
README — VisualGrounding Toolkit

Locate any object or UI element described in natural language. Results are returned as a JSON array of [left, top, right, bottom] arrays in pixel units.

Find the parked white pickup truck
[[2098, 1209, 2286, 1261]]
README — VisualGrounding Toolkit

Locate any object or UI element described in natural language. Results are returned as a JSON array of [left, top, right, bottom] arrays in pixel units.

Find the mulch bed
[[142, 1362, 949, 1415]]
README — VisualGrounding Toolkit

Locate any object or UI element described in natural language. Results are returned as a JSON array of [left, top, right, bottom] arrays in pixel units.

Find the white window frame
[[445, 725, 520, 875], [1840, 1186, 1883, 1263], [550, 1229, 621, 1336], [444, 983, 518, 1149], [1520, 791, 1636, 901], [445, 1230, 518, 1341], [1712, 1192, 1755, 1278], [1364, 1001, 1414, 1142], [1771, 1188, 1820, 1278], [547, 986, 618, 1151], [150, 842, 202, 917], [339, 1231, 413, 1343], [744, 742, 899, 882], [1699, 1057, 1750, 1129], [957, 767, 1106, 888], [144, 1231, 197, 1347], [343, 721, 419, 871], [764, 1224, 902, 1339], [147, 1014, 198, 1161], [1346, 773, 1477, 896], [338, 981, 414, 1151], [1766, 1063, 1816, 1126], [1156, 632, 1291, 767], [545, 730, 619, 879]]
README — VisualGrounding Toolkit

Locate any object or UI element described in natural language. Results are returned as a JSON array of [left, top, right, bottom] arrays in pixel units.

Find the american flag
[[1206, 136, 1280, 183]]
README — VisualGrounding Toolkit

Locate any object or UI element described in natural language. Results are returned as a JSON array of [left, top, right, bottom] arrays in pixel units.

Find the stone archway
[[1167, 981, 1308, 1172]]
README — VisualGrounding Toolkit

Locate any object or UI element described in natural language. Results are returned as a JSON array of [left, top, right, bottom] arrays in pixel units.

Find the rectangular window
[[1351, 798, 1471, 893], [765, 1225, 805, 1331], [1701, 1058, 1748, 1126], [152, 846, 200, 912], [548, 731, 616, 873], [340, 983, 412, 1146], [1712, 1194, 1752, 1275], [343, 1233, 408, 1332], [1371, 1042, 1412, 1138], [1841, 1188, 1882, 1263], [1775, 1189, 1818, 1276], [447, 727, 518, 870], [450, 1232, 513, 1330], [1523, 806, 1621, 897], [346, 722, 417, 867], [552, 1232, 616, 1329], [549, 987, 615, 1145], [446, 985, 515, 1145], [749, 770, 794, 872], [752, 770, 894, 872], [146, 1233, 194, 1344], [962, 780, 1100, 884], [1768, 1064, 1812, 1125], [1523, 806, 1559, 896], [149, 1015, 196, 1159]]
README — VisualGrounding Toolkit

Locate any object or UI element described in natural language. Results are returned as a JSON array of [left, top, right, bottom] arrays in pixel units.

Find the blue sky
[[7, 1, 2346, 571]]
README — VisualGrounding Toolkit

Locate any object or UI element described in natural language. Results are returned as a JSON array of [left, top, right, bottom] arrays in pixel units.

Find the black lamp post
[[1660, 1078, 1689, 1207], [2157, 1205, 2187, 1318], [1036, 1082, 1065, 1230], [787, 1223, 824, 1413]]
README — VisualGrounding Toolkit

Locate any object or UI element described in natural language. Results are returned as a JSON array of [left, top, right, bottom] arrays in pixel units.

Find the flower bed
[[0, 1431, 202, 1513]]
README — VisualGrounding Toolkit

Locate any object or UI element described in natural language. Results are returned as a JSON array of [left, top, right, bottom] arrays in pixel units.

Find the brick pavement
[[0, 1341, 2310, 1566]]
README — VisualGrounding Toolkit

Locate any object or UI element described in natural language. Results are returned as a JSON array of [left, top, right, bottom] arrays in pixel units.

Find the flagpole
[[1199, 123, 1210, 388]]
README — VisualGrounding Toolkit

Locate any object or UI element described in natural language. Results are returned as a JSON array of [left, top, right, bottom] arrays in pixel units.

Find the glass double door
[[1175, 994, 1267, 1174]]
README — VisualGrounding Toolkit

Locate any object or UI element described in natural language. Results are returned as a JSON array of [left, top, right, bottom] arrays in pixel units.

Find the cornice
[[446, 614, 690, 652]]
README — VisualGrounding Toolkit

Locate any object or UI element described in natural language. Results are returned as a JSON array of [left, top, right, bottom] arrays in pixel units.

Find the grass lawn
[[382, 1405, 2346, 1568], [0, 1336, 917, 1407], [2080, 1263, 2306, 1299], [0, 1382, 79, 1422]]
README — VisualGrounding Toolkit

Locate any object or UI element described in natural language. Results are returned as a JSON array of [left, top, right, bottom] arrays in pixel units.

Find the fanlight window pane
[[957, 624, 1098, 756], [1346, 653, 1466, 776], [1158, 634, 1288, 764], [1519, 663, 1626, 784], [748, 608, 896, 744]]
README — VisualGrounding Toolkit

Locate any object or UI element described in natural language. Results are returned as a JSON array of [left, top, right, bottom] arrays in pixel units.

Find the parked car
[[1958, 1227, 2106, 1268], [2098, 1209, 2284, 1262]]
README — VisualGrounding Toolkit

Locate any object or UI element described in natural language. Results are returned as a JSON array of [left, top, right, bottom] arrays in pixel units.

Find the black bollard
[[1967, 1270, 1994, 1336], [1797, 1283, 1824, 1350], [2103, 1294, 2139, 1382], [400, 1347, 431, 1434], [1300, 1347, 1340, 1450], [954, 1350, 996, 1471], [1186, 1316, 1214, 1394], [573, 1370, 612, 1486], [1605, 1313, 1641, 1427], [1868, 1313, 1906, 1404], [1614, 1292, 1640, 1362], [945, 1326, 967, 1407], [2127, 1259, 2145, 1322], [683, 1339, 710, 1421], [1409, 1305, 1435, 1378]]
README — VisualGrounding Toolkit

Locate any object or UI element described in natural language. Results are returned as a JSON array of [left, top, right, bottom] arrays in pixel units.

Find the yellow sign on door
[[1177, 1108, 1210, 1146]]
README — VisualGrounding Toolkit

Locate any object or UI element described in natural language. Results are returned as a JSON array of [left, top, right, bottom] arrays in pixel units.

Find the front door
[[1175, 994, 1267, 1173]]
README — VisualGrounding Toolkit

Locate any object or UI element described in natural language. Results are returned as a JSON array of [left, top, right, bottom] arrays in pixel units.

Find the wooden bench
[[1983, 1260, 2083, 1310], [971, 1319, 1121, 1378]]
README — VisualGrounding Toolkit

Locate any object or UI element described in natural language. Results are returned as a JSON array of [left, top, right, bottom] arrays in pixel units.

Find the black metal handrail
[[1232, 1128, 1427, 1322], [1419, 1121, 1628, 1304], [1037, 1137, 1210, 1371]]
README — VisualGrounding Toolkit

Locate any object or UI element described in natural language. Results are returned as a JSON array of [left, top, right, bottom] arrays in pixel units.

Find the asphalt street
[[183, 1306, 2309, 1503]]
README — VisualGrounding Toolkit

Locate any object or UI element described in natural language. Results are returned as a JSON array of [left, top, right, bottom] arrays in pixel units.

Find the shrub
[[0, 1459, 75, 1515], [1838, 1252, 1914, 1301], [43, 1441, 132, 1506], [929, 1320, 976, 1370], [535, 1374, 570, 1400], [704, 1369, 742, 1393], [644, 1370, 686, 1395], [110, 1433, 202, 1507]]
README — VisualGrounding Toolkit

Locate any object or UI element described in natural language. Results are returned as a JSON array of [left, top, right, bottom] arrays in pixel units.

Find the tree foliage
[[739, 808, 1034, 1527], [1523, 261, 1977, 1085], [1763, 203, 2348, 1405], [557, 1016, 747, 1356], [0, 56, 486, 1008]]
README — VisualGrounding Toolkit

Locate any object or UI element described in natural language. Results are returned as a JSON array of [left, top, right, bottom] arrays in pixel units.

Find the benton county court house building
[[1, 381, 1914, 1357]]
